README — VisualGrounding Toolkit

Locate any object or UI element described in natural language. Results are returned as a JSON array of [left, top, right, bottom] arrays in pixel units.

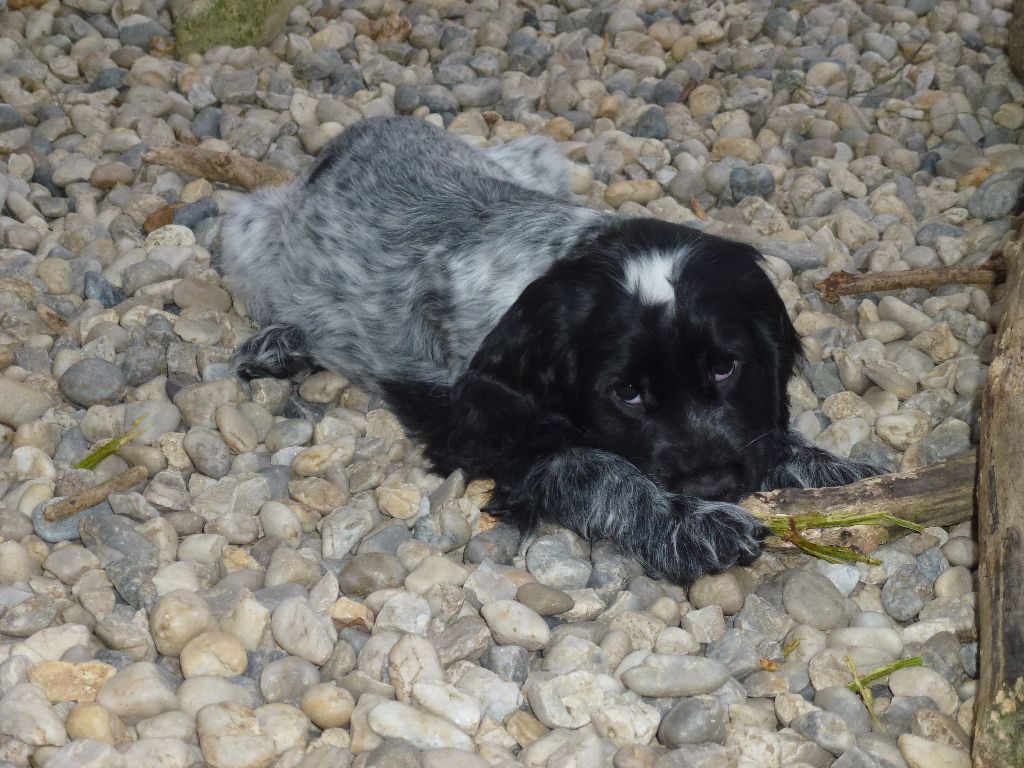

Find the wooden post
[[973, 234, 1024, 767]]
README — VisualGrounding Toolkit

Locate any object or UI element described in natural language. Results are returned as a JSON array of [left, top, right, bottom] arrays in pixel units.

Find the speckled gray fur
[[219, 116, 602, 390]]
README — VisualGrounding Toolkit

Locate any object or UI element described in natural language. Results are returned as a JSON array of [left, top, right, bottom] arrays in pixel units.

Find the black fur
[[382, 219, 878, 584], [222, 117, 880, 584]]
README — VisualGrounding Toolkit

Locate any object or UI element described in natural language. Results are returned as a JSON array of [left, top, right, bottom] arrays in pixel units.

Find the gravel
[[0, 0, 1004, 764]]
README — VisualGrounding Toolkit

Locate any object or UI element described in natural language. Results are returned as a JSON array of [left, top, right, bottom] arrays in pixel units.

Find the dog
[[218, 116, 879, 584]]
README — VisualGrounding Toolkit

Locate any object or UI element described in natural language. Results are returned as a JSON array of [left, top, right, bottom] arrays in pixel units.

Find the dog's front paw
[[655, 497, 769, 583]]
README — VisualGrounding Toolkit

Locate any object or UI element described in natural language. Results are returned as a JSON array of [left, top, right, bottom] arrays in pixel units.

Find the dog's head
[[471, 217, 801, 501]]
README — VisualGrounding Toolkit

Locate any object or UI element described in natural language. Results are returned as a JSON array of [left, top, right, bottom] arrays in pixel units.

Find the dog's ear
[[469, 262, 605, 413]]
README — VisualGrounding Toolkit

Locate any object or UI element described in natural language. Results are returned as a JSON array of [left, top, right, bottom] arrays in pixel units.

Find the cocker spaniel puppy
[[219, 116, 878, 584]]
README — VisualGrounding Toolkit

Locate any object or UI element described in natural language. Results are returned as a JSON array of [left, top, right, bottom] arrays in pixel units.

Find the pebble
[[658, 695, 727, 747], [783, 572, 848, 630], [621, 655, 731, 698], [0, 1, 994, 762], [481, 600, 550, 651], [368, 701, 474, 751]]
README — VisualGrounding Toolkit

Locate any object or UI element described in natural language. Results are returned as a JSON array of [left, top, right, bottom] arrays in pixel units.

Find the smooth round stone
[[888, 667, 959, 715], [197, 702, 277, 768], [621, 654, 730, 697], [897, 733, 971, 768], [688, 569, 751, 615], [827, 627, 903, 658], [298, 372, 348, 404], [65, 701, 131, 744], [301, 682, 355, 729], [935, 565, 973, 599], [783, 572, 847, 630], [730, 165, 775, 201], [881, 565, 934, 622], [177, 677, 256, 719], [338, 554, 407, 598], [96, 662, 179, 724], [264, 419, 314, 452], [59, 359, 126, 407], [271, 597, 334, 665], [148, 589, 213, 657], [941, 537, 978, 568], [183, 428, 232, 479], [215, 404, 258, 454], [404, 555, 468, 595], [387, 633, 444, 704], [481, 600, 551, 651], [658, 695, 726, 747], [791, 710, 854, 756], [368, 701, 474, 751], [516, 582, 574, 616], [180, 631, 248, 678], [170, 276, 230, 312], [0, 683, 67, 747], [259, 655, 320, 704], [814, 686, 872, 735]]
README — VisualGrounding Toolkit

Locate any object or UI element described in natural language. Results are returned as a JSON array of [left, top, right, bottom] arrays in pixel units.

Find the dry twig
[[144, 145, 296, 191], [815, 266, 1002, 303]]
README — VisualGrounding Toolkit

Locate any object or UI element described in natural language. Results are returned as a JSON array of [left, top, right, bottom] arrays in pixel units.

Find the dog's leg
[[508, 449, 771, 584], [234, 324, 318, 380], [760, 429, 885, 490], [384, 373, 769, 584], [482, 136, 573, 200]]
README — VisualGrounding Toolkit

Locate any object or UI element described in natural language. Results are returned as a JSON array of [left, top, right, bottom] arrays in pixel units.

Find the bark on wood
[[144, 146, 296, 191], [815, 266, 1002, 304], [44, 467, 148, 522], [973, 236, 1024, 768], [740, 451, 976, 553]]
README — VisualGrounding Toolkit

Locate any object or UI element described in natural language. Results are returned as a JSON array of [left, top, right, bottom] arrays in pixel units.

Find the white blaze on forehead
[[624, 253, 678, 306]]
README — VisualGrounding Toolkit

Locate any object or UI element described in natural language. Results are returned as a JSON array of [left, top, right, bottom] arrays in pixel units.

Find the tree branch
[[815, 266, 1002, 304], [740, 451, 976, 554], [144, 146, 296, 191]]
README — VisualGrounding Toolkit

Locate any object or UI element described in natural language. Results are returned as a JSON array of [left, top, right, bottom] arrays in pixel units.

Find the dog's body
[[220, 116, 878, 583]]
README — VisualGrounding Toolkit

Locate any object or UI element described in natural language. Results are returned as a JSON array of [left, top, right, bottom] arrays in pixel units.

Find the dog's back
[[219, 117, 603, 391]]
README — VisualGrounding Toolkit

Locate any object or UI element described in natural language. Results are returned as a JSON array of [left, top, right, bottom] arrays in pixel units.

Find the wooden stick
[[815, 266, 1001, 303], [973, 236, 1024, 767], [740, 451, 976, 553], [143, 146, 296, 191], [44, 466, 148, 522]]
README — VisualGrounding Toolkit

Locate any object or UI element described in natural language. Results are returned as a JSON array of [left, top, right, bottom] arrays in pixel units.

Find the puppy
[[218, 116, 878, 584]]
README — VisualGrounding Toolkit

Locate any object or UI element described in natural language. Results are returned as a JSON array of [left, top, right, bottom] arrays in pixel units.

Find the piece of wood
[[815, 266, 1002, 303], [973, 236, 1024, 767], [143, 145, 295, 191], [43, 467, 148, 522], [740, 451, 976, 553]]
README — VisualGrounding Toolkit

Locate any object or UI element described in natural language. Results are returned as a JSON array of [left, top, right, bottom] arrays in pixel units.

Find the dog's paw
[[654, 497, 770, 583]]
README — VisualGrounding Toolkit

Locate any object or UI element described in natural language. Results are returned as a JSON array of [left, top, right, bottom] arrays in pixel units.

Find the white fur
[[623, 252, 682, 306]]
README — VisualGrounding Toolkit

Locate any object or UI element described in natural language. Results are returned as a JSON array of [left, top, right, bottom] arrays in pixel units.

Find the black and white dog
[[219, 116, 877, 584]]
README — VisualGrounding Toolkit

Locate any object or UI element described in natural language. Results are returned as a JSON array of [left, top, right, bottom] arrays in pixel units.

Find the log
[[815, 266, 1002, 304], [143, 146, 296, 191], [973, 236, 1024, 767], [740, 451, 976, 553]]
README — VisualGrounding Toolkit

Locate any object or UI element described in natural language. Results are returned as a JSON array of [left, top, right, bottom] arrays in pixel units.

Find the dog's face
[[471, 218, 800, 501]]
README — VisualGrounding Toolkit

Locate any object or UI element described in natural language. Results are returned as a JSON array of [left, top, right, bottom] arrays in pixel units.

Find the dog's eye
[[711, 359, 738, 383], [614, 384, 643, 405]]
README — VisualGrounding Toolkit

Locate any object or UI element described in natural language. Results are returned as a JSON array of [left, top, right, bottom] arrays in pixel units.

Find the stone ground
[[0, 0, 1015, 766]]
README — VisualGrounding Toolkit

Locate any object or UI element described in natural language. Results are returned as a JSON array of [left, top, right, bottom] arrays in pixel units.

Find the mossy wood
[[171, 0, 299, 56], [740, 451, 975, 554], [973, 233, 1024, 768]]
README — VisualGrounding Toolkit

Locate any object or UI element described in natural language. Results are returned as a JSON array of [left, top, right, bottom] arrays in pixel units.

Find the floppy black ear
[[469, 261, 606, 414]]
